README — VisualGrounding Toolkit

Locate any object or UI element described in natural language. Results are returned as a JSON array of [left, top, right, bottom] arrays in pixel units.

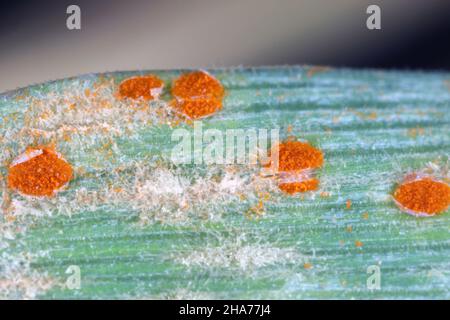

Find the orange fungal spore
[[7, 147, 73, 197], [278, 179, 319, 194], [170, 71, 225, 119], [393, 177, 450, 216], [266, 140, 324, 194], [171, 71, 224, 100], [118, 75, 164, 100], [346, 199, 352, 209], [170, 98, 222, 119], [276, 141, 324, 172]]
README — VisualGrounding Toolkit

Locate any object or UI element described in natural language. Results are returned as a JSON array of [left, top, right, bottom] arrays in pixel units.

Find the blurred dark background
[[1, 0, 450, 92]]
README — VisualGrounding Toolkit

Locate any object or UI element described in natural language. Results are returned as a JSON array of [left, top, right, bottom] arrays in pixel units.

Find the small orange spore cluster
[[276, 141, 324, 172], [170, 71, 225, 119], [393, 177, 450, 216], [266, 140, 324, 195], [172, 98, 223, 120], [171, 71, 224, 99], [278, 178, 320, 195], [118, 75, 164, 100], [7, 147, 73, 197]]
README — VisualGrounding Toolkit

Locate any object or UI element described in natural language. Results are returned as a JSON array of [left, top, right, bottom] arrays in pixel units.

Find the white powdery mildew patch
[[422, 159, 450, 181], [9, 198, 55, 219], [0, 216, 19, 252], [0, 183, 57, 299], [176, 245, 300, 273], [3, 191, 76, 221], [0, 251, 55, 300], [174, 234, 304, 274], [0, 182, 28, 250], [111, 163, 277, 224]]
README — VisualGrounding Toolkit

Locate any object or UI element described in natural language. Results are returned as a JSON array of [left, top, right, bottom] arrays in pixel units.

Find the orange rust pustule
[[171, 71, 224, 100], [265, 140, 324, 194], [170, 98, 223, 119], [7, 147, 73, 197], [393, 178, 450, 215], [118, 75, 164, 100], [267, 141, 324, 172], [170, 71, 225, 119], [279, 141, 324, 171], [278, 179, 319, 194]]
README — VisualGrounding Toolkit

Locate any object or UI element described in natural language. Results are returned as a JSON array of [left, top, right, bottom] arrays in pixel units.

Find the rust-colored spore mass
[[171, 71, 224, 100], [118, 75, 164, 100], [394, 178, 450, 215], [7, 147, 73, 197], [278, 179, 319, 194], [171, 98, 222, 119], [171, 71, 225, 119], [266, 140, 324, 194], [272, 141, 324, 172]]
